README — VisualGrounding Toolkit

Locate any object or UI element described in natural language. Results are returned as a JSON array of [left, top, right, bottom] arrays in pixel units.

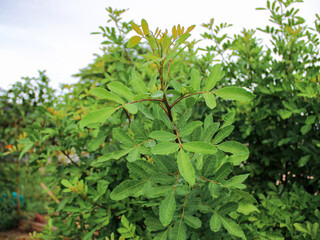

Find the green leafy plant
[[72, 18, 256, 239]]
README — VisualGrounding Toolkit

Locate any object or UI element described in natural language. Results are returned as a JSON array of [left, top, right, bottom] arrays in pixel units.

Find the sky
[[0, 0, 319, 90]]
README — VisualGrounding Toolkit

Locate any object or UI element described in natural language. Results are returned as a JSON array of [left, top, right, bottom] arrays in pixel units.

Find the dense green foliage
[[1, 0, 319, 239]]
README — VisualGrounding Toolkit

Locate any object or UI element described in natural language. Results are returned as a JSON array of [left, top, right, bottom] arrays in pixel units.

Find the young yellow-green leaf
[[177, 149, 195, 186], [90, 87, 124, 104], [184, 215, 202, 229], [183, 141, 217, 154], [212, 125, 234, 144], [149, 131, 177, 142], [159, 192, 176, 226], [220, 216, 246, 239], [131, 71, 148, 94], [205, 64, 223, 91], [108, 81, 134, 100], [131, 22, 143, 35], [127, 36, 141, 48], [210, 214, 221, 232], [190, 68, 201, 91], [110, 180, 145, 201], [185, 25, 196, 34], [203, 93, 216, 109], [214, 86, 255, 103], [151, 143, 180, 155], [79, 107, 116, 128], [141, 19, 150, 35]]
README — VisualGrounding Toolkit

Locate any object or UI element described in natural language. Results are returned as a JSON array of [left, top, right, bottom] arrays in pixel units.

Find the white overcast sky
[[0, 0, 319, 90]]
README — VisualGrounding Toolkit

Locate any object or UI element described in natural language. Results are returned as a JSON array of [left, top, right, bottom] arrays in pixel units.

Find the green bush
[[11, 0, 320, 239]]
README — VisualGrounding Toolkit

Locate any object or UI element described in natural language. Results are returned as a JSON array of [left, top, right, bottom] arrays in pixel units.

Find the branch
[[170, 91, 212, 108]]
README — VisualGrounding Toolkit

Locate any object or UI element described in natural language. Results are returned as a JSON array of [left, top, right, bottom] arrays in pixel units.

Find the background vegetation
[[0, 0, 319, 239]]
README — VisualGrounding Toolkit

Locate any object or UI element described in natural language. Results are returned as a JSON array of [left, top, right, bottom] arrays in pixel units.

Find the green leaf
[[110, 180, 145, 200], [145, 217, 166, 232], [205, 64, 223, 91], [232, 189, 257, 204], [183, 141, 217, 154], [112, 128, 135, 146], [149, 131, 177, 142], [153, 155, 178, 173], [154, 231, 168, 240], [237, 203, 260, 215], [298, 155, 311, 167], [121, 215, 130, 229], [90, 87, 124, 104], [79, 107, 116, 128], [176, 33, 191, 45], [151, 143, 180, 155], [151, 90, 164, 98], [124, 104, 138, 114], [108, 81, 134, 100], [159, 192, 176, 226], [200, 156, 215, 178], [301, 124, 312, 135], [294, 223, 310, 234], [131, 71, 148, 94], [87, 135, 105, 151], [146, 186, 174, 198], [208, 182, 220, 199], [184, 215, 202, 229], [215, 86, 255, 102], [220, 216, 246, 239], [177, 149, 195, 186], [170, 219, 187, 240], [216, 141, 248, 154], [179, 121, 203, 137], [222, 112, 236, 127], [97, 180, 109, 196], [127, 161, 149, 179], [212, 125, 234, 144], [216, 141, 249, 163], [224, 174, 249, 189], [202, 123, 220, 142], [61, 179, 72, 188], [190, 68, 201, 91], [306, 115, 316, 125], [94, 148, 131, 164], [126, 146, 140, 162], [131, 121, 148, 139], [218, 202, 239, 215], [210, 214, 221, 232], [127, 36, 141, 48], [204, 93, 217, 109], [214, 163, 233, 182]]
